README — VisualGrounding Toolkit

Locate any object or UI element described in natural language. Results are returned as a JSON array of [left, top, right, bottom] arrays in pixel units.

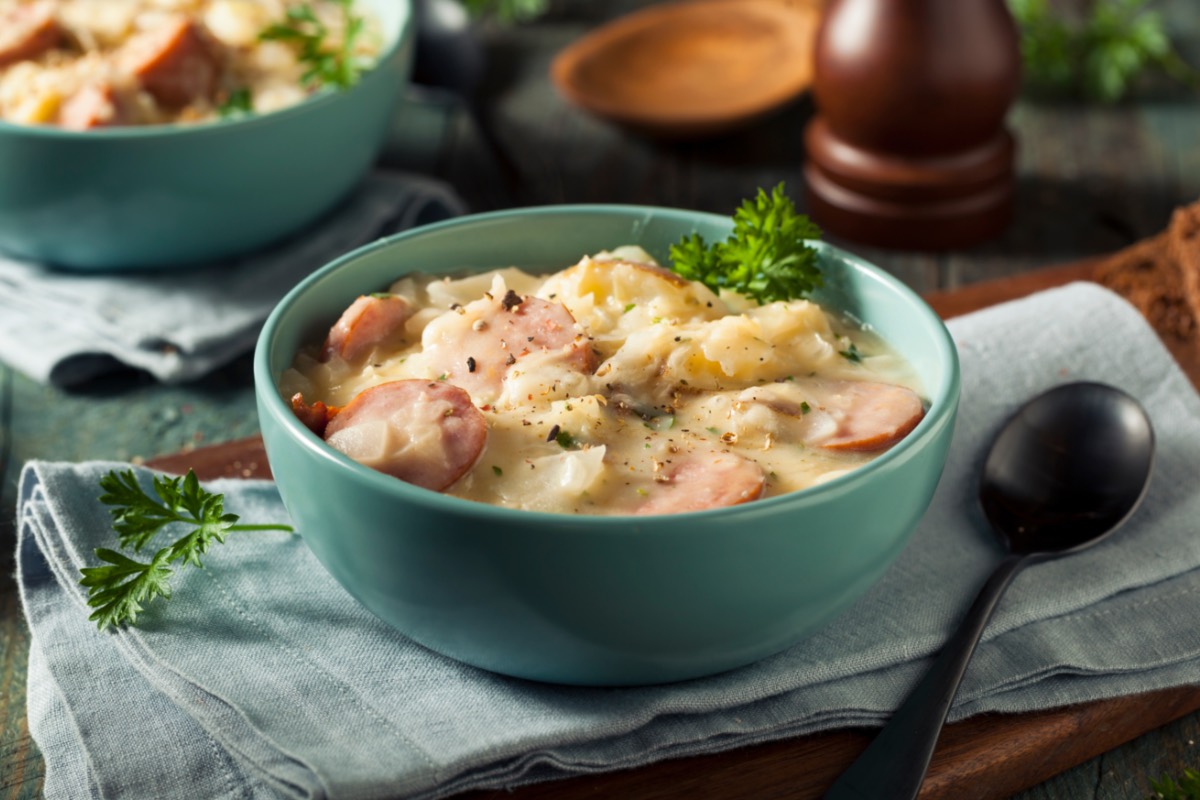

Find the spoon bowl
[[824, 381, 1155, 799], [981, 382, 1155, 554]]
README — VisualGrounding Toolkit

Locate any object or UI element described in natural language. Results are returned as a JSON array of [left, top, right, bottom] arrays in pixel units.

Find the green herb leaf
[[460, 0, 547, 22], [79, 547, 175, 630], [1150, 768, 1200, 800], [81, 469, 294, 630], [669, 183, 822, 305], [1008, 0, 1200, 102], [260, 0, 368, 91], [840, 343, 863, 363], [217, 87, 253, 118]]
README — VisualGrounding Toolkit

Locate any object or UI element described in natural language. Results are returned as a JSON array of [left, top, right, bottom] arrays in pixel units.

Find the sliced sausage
[[290, 393, 338, 438], [119, 17, 221, 108], [58, 83, 129, 130], [635, 450, 765, 515], [0, 2, 63, 68], [322, 294, 415, 363], [811, 380, 925, 452], [322, 380, 487, 492], [733, 379, 924, 453], [505, 293, 597, 372], [422, 289, 596, 401]]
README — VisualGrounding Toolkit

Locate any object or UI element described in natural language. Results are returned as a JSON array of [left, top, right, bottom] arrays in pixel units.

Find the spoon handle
[[822, 553, 1030, 800]]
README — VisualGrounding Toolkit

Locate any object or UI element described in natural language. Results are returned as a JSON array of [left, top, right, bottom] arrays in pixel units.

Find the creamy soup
[[0, 0, 380, 128], [280, 248, 926, 516]]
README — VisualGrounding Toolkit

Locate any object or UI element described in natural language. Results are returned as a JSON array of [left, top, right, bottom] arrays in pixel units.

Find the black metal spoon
[[823, 381, 1155, 800]]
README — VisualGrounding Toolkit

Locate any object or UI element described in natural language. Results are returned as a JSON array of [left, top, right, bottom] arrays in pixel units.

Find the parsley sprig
[[461, 0, 547, 22], [260, 0, 367, 91], [217, 87, 253, 118], [669, 183, 823, 305], [79, 469, 293, 631], [1151, 768, 1200, 800], [1009, 0, 1200, 102]]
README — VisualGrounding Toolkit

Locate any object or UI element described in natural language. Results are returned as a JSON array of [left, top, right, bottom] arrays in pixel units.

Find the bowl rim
[[0, 0, 413, 140], [255, 204, 962, 526]]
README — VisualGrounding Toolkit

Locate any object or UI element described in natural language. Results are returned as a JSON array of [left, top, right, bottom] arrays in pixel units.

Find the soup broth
[[280, 248, 927, 515]]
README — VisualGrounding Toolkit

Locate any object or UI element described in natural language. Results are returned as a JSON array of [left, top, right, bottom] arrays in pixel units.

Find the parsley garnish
[[1150, 768, 1200, 799], [461, 0, 547, 22], [546, 424, 577, 448], [840, 343, 863, 363], [1009, 0, 1200, 102], [260, 0, 368, 91], [669, 183, 822, 305], [79, 469, 293, 630], [217, 87, 253, 118]]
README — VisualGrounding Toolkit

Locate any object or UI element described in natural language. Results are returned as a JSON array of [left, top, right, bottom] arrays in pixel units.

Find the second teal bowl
[[0, 0, 413, 271], [254, 205, 961, 686]]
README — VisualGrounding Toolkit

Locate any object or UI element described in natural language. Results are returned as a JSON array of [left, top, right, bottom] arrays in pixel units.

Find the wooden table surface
[[4, 2, 1200, 798]]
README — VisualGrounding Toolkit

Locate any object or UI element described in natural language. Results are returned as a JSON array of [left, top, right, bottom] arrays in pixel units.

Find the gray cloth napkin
[[0, 171, 465, 387], [18, 282, 1200, 800]]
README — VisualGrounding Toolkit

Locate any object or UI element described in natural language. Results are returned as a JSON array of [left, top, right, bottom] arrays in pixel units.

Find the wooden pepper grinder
[[803, 0, 1021, 250]]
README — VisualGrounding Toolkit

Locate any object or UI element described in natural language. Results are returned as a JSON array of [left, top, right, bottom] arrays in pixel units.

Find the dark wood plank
[[923, 260, 1098, 319], [923, 688, 1200, 800], [147, 434, 273, 480]]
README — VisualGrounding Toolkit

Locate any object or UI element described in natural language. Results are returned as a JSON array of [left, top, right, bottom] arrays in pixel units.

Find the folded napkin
[[0, 171, 465, 387], [19, 282, 1200, 800]]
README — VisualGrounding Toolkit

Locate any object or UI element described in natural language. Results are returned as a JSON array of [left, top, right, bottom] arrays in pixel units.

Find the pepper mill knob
[[803, 0, 1022, 250]]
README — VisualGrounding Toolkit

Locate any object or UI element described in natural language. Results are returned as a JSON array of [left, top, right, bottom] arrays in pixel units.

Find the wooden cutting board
[[148, 262, 1200, 800]]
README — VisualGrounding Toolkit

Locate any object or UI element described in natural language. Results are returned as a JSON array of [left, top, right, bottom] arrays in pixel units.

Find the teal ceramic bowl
[[254, 206, 961, 686], [0, 0, 413, 271]]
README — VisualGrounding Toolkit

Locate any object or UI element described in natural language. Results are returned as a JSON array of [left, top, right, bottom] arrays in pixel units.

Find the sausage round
[[322, 380, 488, 492], [0, 2, 62, 68], [815, 380, 926, 452], [322, 294, 414, 363], [119, 18, 220, 108], [635, 450, 766, 515], [422, 290, 596, 401]]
